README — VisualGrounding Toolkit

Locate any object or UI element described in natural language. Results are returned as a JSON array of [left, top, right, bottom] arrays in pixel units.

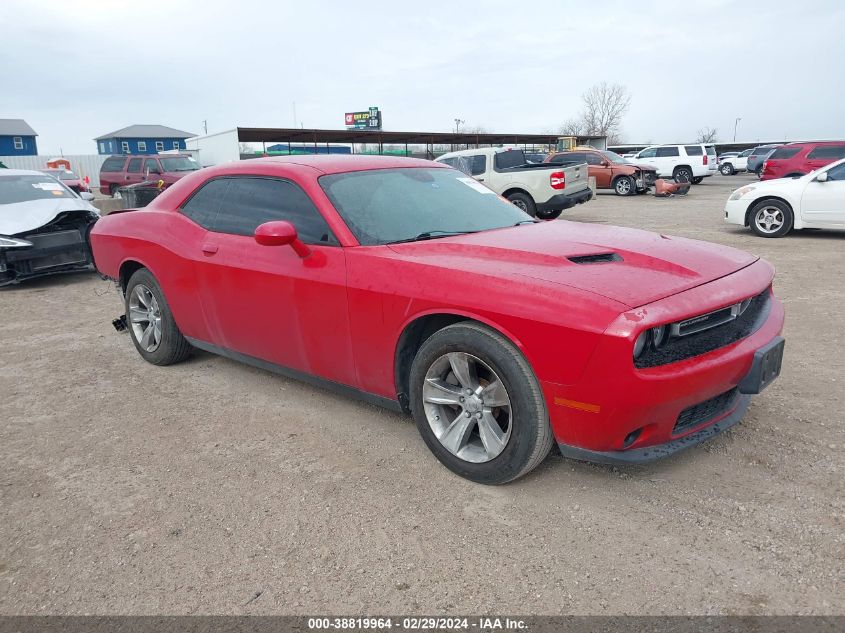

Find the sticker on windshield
[[457, 177, 495, 194], [32, 182, 63, 191]]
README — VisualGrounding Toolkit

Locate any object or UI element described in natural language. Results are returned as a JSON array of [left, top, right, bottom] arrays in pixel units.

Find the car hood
[[387, 221, 757, 308], [628, 162, 657, 172], [0, 198, 100, 236]]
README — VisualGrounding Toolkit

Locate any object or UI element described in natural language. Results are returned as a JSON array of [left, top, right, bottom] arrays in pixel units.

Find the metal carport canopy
[[236, 127, 605, 146]]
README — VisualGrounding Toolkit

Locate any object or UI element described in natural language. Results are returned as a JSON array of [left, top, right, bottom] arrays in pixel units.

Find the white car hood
[[0, 198, 99, 236]]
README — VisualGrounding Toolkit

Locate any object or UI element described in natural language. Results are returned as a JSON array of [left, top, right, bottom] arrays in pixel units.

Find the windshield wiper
[[386, 230, 479, 245]]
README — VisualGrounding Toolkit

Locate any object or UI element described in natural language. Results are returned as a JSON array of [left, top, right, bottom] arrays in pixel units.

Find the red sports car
[[90, 156, 785, 484]]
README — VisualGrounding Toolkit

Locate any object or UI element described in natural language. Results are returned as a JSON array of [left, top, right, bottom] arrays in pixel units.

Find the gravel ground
[[1, 174, 842, 615]]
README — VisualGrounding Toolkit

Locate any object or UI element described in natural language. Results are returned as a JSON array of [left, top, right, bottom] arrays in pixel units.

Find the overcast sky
[[3, 0, 844, 154]]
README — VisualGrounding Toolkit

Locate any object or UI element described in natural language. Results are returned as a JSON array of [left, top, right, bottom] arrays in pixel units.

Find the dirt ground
[[1, 173, 843, 616]]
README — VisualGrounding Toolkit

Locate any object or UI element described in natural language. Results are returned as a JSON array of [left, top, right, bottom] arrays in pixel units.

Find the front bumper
[[537, 187, 592, 212], [540, 259, 785, 461], [1, 229, 95, 287], [724, 197, 750, 226]]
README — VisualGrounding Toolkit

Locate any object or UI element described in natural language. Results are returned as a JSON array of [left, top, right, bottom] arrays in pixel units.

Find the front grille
[[568, 253, 622, 264], [674, 388, 738, 434], [636, 288, 771, 368], [640, 170, 657, 185]]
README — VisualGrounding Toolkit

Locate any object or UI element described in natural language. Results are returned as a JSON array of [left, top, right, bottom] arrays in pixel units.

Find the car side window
[[180, 178, 230, 229], [127, 158, 143, 173], [684, 145, 703, 156], [101, 157, 125, 172], [469, 155, 486, 176], [656, 147, 680, 158], [144, 159, 160, 174], [439, 158, 457, 167], [638, 148, 657, 158], [585, 153, 603, 165], [214, 177, 336, 245], [808, 145, 845, 160], [740, 149, 753, 157], [825, 163, 845, 181]]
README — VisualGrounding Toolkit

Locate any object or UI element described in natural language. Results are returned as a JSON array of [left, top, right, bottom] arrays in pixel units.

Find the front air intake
[[567, 253, 622, 264]]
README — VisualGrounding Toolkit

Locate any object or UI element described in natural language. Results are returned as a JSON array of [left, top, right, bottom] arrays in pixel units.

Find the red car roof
[[252, 154, 442, 174]]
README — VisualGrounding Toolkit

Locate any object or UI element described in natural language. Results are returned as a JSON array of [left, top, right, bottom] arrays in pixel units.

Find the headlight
[[0, 236, 34, 248], [729, 186, 756, 201], [633, 324, 670, 360]]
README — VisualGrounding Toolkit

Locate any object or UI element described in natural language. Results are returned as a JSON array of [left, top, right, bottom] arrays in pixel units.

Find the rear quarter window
[[100, 157, 125, 172], [807, 145, 845, 160], [769, 146, 802, 160], [684, 145, 703, 156]]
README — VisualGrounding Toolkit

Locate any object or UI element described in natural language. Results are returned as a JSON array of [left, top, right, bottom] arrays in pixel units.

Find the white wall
[[186, 129, 240, 167], [0, 154, 108, 187]]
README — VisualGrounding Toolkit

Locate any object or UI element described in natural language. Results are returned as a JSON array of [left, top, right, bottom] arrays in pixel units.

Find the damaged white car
[[0, 169, 100, 287]]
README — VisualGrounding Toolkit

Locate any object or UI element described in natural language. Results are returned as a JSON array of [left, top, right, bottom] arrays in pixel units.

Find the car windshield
[[601, 150, 629, 164], [319, 167, 531, 246], [0, 174, 75, 205], [160, 157, 199, 172], [57, 170, 78, 180]]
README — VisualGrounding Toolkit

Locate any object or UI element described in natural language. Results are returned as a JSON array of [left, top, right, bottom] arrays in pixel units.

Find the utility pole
[[202, 120, 208, 135], [454, 118, 465, 133], [733, 117, 741, 142]]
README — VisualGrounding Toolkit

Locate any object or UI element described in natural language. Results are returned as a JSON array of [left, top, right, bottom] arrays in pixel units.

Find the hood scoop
[[567, 252, 623, 265]]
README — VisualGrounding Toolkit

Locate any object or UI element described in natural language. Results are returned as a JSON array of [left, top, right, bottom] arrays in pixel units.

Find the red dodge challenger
[[90, 156, 785, 484]]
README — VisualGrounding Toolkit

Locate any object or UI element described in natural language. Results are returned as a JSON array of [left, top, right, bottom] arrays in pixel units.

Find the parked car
[[719, 148, 754, 175], [435, 147, 591, 218], [91, 155, 784, 484], [760, 141, 845, 181], [0, 169, 99, 286], [626, 144, 717, 183], [544, 148, 657, 195], [99, 154, 199, 198], [725, 158, 845, 237], [40, 168, 88, 193], [745, 144, 781, 177]]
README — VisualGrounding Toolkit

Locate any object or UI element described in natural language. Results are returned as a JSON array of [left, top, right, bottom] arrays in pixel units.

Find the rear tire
[[749, 199, 793, 238], [506, 192, 536, 217], [613, 176, 634, 196], [409, 322, 553, 484], [124, 268, 192, 365]]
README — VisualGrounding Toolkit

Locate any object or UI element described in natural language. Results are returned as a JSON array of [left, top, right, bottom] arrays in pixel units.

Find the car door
[[125, 157, 144, 185], [635, 147, 661, 174], [800, 163, 845, 225], [585, 152, 611, 188], [187, 175, 357, 386]]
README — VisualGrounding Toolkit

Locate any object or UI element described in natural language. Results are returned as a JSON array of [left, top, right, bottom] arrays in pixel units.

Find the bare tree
[[557, 82, 631, 145], [461, 125, 490, 135], [239, 142, 254, 155], [557, 118, 584, 136], [696, 127, 718, 143]]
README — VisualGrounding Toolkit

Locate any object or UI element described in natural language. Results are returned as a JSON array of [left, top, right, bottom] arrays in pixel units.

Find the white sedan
[[724, 158, 845, 237]]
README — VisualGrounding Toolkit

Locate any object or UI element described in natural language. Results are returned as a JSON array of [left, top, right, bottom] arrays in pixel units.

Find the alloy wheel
[[754, 206, 785, 234], [128, 284, 163, 352], [422, 352, 512, 463]]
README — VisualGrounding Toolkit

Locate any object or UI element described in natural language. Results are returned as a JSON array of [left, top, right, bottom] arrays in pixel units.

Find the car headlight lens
[[633, 325, 670, 359], [729, 186, 756, 201], [0, 236, 34, 248], [633, 330, 650, 359]]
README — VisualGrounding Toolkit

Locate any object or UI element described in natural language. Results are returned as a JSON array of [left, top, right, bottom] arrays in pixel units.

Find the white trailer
[[186, 129, 241, 167]]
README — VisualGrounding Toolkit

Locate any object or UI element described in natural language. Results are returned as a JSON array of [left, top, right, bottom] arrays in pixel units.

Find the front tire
[[749, 199, 793, 238], [720, 163, 735, 175], [673, 166, 693, 183], [613, 176, 634, 196], [409, 322, 553, 484], [506, 192, 536, 217], [125, 268, 192, 365]]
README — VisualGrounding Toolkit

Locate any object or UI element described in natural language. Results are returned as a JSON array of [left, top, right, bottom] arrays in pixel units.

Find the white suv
[[629, 144, 718, 183]]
